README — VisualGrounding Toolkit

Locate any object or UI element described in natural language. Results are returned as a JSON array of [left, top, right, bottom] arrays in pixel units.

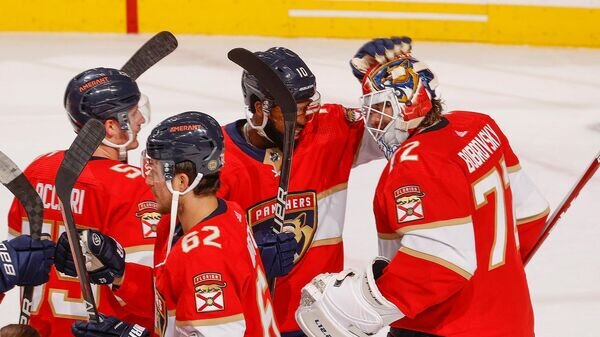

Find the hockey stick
[[524, 150, 600, 265], [121, 31, 178, 80], [0, 151, 43, 325], [228, 48, 297, 233], [55, 119, 106, 322], [228, 48, 298, 290]]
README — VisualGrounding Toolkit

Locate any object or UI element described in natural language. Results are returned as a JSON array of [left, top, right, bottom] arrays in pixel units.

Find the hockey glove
[[296, 257, 404, 337], [55, 230, 125, 285], [72, 315, 150, 337], [0, 234, 55, 293], [350, 36, 413, 81], [255, 229, 297, 279]]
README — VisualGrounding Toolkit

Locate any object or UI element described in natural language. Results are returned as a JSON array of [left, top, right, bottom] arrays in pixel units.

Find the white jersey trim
[[125, 246, 153, 268], [175, 315, 246, 337], [378, 238, 402, 260], [508, 167, 550, 224], [400, 219, 477, 278], [313, 187, 348, 242]]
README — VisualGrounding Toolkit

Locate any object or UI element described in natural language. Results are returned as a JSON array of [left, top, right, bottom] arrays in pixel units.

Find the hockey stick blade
[[55, 119, 105, 322], [121, 31, 178, 80], [0, 151, 43, 238], [524, 150, 600, 265], [0, 151, 44, 324]]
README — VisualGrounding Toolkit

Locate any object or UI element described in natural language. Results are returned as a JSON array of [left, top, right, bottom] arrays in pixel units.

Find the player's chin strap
[[102, 129, 134, 162], [164, 173, 203, 255], [244, 102, 277, 144]]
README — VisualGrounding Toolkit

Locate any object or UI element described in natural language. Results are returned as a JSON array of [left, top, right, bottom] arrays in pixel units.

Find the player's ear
[[254, 101, 266, 124], [173, 172, 189, 192], [103, 119, 120, 139]]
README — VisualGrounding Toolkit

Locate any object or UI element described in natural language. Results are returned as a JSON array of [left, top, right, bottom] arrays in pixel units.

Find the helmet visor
[[141, 150, 174, 182], [135, 93, 151, 128]]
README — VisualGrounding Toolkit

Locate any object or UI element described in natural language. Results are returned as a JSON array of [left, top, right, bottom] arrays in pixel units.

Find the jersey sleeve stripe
[[507, 163, 522, 173], [8, 227, 20, 239], [175, 313, 245, 326], [379, 238, 402, 260], [316, 182, 348, 200], [124, 245, 154, 267], [311, 237, 342, 247], [516, 207, 550, 225], [399, 220, 477, 278], [400, 247, 473, 280], [509, 169, 550, 222], [378, 232, 401, 240], [314, 189, 347, 241], [396, 216, 473, 235]]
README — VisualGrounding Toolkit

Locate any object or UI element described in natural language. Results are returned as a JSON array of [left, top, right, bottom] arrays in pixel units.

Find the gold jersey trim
[[311, 237, 342, 247], [400, 246, 473, 280], [507, 163, 522, 173], [396, 216, 473, 235], [125, 244, 154, 253], [317, 183, 348, 200], [175, 313, 245, 326], [378, 232, 401, 240], [516, 207, 550, 226]]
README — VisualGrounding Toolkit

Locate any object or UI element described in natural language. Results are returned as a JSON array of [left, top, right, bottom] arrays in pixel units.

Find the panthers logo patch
[[247, 191, 317, 263]]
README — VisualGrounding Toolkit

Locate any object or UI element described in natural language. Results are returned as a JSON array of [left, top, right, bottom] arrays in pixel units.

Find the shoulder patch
[[394, 185, 425, 223], [194, 272, 227, 312], [136, 201, 160, 238]]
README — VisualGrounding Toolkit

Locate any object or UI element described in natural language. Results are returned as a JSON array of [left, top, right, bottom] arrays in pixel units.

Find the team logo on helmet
[[394, 185, 426, 223], [247, 191, 317, 263], [136, 201, 160, 238], [193, 272, 227, 313]]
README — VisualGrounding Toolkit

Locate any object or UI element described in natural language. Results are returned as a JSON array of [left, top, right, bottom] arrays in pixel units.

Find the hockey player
[[218, 42, 411, 337], [7, 67, 159, 337], [296, 50, 550, 337], [0, 234, 54, 295], [71, 111, 279, 337]]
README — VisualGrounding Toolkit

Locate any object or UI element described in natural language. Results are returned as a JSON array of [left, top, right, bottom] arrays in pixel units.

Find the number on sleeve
[[472, 162, 513, 270]]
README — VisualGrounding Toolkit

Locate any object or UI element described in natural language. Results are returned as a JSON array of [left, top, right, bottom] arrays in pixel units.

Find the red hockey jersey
[[218, 104, 371, 332], [7, 151, 158, 337], [374, 111, 549, 336], [152, 199, 279, 337]]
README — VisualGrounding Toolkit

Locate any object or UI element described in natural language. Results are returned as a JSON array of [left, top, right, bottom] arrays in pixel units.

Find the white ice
[[0, 33, 598, 336]]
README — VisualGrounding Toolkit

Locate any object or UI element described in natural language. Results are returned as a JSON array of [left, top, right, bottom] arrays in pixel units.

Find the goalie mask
[[361, 57, 438, 159]]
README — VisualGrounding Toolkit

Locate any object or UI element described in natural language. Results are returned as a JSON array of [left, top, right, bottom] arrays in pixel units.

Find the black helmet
[[146, 111, 224, 179], [242, 47, 316, 112], [64, 67, 140, 132]]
